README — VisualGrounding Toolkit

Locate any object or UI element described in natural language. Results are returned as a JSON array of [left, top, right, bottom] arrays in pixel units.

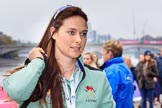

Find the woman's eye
[[80, 32, 87, 36], [68, 31, 75, 35]]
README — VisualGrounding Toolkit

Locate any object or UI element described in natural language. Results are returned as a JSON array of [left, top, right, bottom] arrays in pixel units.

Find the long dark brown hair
[[27, 6, 88, 108]]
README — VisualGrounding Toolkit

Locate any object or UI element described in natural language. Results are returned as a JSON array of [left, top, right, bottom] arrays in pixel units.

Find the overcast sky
[[0, 0, 162, 42]]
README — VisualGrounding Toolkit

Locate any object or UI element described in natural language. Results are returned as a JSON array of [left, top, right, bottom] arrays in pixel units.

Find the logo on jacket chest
[[84, 86, 97, 103]]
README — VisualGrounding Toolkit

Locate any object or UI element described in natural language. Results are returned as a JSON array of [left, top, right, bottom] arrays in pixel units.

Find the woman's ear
[[50, 27, 55, 36], [50, 27, 56, 39]]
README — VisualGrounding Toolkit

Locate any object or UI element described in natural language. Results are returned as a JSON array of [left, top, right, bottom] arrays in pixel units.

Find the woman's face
[[54, 16, 88, 59], [139, 54, 144, 62], [145, 55, 151, 61], [124, 56, 130, 66], [83, 54, 93, 66]]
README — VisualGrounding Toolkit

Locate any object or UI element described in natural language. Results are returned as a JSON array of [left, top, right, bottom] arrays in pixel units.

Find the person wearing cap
[[2, 5, 115, 108], [136, 50, 158, 108], [100, 40, 134, 108]]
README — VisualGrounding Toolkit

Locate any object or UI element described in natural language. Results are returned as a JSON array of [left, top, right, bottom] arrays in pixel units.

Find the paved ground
[[134, 100, 162, 108]]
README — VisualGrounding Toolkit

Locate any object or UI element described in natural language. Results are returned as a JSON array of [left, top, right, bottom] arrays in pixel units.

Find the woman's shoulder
[[84, 64, 106, 78], [84, 64, 101, 71]]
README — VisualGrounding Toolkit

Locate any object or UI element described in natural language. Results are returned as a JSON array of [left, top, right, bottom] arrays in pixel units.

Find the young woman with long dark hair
[[3, 5, 115, 108]]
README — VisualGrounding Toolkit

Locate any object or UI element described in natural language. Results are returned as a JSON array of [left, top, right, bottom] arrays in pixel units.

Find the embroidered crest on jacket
[[84, 86, 97, 102]]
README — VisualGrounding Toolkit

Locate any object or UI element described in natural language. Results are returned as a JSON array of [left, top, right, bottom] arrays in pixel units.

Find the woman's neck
[[56, 57, 76, 80], [145, 60, 149, 66]]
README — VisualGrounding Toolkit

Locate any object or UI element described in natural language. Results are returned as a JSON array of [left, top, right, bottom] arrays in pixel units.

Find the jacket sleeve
[[105, 67, 120, 100], [136, 62, 143, 79], [2, 58, 45, 102], [147, 61, 158, 78], [100, 74, 116, 108], [151, 62, 158, 77]]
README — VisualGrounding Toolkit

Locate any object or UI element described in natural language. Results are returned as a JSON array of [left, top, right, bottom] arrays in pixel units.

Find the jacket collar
[[102, 57, 124, 69], [75, 55, 86, 92]]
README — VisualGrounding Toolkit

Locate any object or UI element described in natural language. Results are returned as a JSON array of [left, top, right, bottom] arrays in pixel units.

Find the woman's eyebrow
[[67, 28, 88, 32], [67, 28, 76, 30]]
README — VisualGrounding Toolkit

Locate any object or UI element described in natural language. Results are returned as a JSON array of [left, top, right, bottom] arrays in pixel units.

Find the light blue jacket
[[3, 57, 115, 108]]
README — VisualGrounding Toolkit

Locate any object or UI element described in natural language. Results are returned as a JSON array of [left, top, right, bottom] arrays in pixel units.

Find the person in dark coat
[[136, 50, 158, 108]]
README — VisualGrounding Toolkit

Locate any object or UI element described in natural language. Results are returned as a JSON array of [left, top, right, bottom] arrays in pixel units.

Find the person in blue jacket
[[100, 40, 134, 108]]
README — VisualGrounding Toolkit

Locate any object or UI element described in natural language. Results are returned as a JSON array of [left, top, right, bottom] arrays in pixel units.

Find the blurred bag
[[0, 86, 18, 108]]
